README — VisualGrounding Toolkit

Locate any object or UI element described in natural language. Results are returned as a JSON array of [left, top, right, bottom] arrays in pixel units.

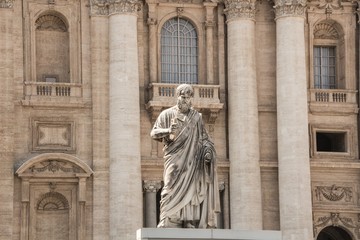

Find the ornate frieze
[[273, 0, 307, 19], [223, 0, 257, 21], [0, 0, 14, 8], [314, 185, 353, 202], [108, 0, 142, 15], [29, 160, 81, 173]]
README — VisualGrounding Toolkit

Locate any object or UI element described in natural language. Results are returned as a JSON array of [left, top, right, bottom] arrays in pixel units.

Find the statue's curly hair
[[176, 84, 194, 97]]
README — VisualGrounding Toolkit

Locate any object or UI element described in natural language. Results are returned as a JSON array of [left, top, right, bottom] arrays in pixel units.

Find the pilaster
[[0, 8, 14, 240], [143, 181, 162, 228], [224, 0, 263, 230], [274, 0, 313, 239]]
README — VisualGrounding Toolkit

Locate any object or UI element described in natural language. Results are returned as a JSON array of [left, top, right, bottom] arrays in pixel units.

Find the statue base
[[136, 228, 282, 240]]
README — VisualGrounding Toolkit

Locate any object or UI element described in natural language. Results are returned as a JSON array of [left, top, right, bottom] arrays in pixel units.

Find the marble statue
[[150, 84, 220, 229]]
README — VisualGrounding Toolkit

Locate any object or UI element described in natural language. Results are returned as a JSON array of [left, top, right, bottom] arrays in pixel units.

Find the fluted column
[[0, 4, 14, 240], [274, 0, 313, 239], [143, 181, 162, 227], [108, 1, 143, 239], [224, 0, 263, 230], [90, 2, 110, 239]]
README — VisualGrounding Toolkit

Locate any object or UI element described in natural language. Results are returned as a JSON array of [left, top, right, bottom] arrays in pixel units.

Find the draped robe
[[151, 106, 220, 228]]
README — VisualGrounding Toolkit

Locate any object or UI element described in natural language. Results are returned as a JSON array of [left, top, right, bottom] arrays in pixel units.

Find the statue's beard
[[177, 101, 191, 113]]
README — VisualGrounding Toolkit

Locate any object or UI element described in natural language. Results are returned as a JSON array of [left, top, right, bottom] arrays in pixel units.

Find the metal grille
[[314, 46, 336, 89], [161, 17, 198, 84]]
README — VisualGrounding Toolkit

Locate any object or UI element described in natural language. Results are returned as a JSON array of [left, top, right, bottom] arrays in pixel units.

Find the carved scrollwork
[[30, 160, 81, 173], [273, 0, 307, 19], [90, 0, 110, 16], [224, 0, 257, 21], [314, 22, 340, 39], [315, 185, 353, 202], [108, 0, 142, 15], [0, 0, 14, 8], [313, 212, 360, 238], [143, 180, 162, 193], [308, 0, 345, 16]]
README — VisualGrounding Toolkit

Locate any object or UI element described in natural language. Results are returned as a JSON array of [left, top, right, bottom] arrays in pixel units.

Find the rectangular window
[[316, 132, 347, 153], [314, 46, 336, 89]]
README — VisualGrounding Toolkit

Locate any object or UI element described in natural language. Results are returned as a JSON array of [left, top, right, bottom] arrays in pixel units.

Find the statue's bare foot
[[186, 222, 195, 228]]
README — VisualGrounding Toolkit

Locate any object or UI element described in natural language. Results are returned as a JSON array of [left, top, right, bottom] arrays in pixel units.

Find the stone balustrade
[[24, 81, 82, 98], [147, 83, 221, 107], [309, 89, 357, 103]]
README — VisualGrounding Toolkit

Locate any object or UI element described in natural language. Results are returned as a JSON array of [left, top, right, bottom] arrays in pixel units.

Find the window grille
[[314, 46, 336, 89], [160, 17, 198, 84]]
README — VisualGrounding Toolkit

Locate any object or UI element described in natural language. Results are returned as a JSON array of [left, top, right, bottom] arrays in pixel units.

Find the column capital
[[223, 0, 257, 21], [109, 0, 142, 15], [90, 0, 109, 16], [273, 0, 307, 19], [0, 0, 14, 8], [143, 180, 162, 193]]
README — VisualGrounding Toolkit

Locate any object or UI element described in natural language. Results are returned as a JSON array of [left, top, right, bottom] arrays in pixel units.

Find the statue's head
[[176, 84, 193, 113]]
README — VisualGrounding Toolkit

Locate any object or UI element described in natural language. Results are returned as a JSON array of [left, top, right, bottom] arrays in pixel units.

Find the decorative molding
[[308, 0, 346, 16], [0, 0, 14, 8], [314, 22, 339, 39], [37, 191, 70, 211], [35, 15, 68, 32], [314, 185, 353, 202], [223, 0, 257, 21], [143, 180, 162, 193], [90, 0, 109, 16], [32, 119, 75, 152], [313, 212, 360, 238], [29, 160, 81, 173], [108, 0, 142, 15], [273, 0, 307, 19]]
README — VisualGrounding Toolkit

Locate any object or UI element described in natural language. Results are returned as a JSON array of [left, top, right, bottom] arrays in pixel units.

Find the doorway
[[317, 226, 353, 240]]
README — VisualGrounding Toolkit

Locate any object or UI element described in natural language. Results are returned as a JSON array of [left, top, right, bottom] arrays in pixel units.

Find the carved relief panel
[[312, 183, 355, 206]]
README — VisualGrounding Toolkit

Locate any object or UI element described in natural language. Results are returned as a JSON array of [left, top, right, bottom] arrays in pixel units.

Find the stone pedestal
[[136, 229, 282, 240]]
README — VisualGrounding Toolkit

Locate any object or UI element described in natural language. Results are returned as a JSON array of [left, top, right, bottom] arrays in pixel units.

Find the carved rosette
[[108, 0, 142, 15], [90, 0, 110, 16], [273, 0, 307, 19], [224, 0, 257, 21], [0, 0, 13, 8]]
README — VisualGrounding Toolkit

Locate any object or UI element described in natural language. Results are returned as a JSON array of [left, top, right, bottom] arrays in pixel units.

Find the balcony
[[22, 82, 86, 108], [146, 83, 224, 124], [308, 89, 358, 115]]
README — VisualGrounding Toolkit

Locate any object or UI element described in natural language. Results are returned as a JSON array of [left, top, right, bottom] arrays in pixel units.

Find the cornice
[[0, 0, 14, 8], [273, 0, 307, 19], [223, 0, 257, 21]]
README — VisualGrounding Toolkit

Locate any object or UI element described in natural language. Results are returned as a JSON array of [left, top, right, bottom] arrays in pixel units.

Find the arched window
[[35, 13, 70, 83], [160, 17, 198, 84], [313, 21, 344, 89]]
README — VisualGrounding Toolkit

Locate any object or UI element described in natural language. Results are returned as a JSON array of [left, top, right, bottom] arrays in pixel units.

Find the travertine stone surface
[[225, 3, 263, 229], [109, 13, 142, 239], [0, 10, 14, 240], [275, 8, 313, 240]]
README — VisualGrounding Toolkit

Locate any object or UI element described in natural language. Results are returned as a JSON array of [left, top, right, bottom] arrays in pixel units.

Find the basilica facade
[[0, 0, 359, 239]]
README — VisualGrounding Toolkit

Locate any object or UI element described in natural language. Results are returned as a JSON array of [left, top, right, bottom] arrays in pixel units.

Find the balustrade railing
[[148, 83, 221, 107], [24, 82, 82, 98], [309, 89, 357, 104]]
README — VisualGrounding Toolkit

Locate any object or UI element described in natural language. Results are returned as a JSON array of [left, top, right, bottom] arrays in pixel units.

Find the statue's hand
[[204, 152, 212, 163], [169, 122, 178, 134]]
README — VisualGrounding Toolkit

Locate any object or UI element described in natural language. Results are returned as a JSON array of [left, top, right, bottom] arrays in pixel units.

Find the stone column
[[224, 0, 263, 230], [143, 180, 162, 227], [90, 2, 110, 239], [0, 3, 14, 240], [108, 1, 143, 239], [273, 0, 313, 239], [204, 2, 216, 85]]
